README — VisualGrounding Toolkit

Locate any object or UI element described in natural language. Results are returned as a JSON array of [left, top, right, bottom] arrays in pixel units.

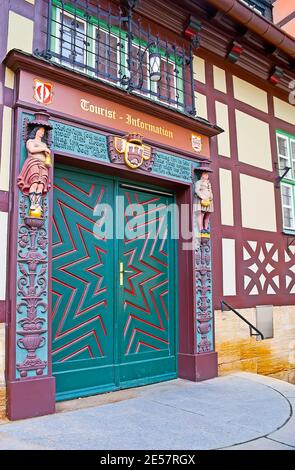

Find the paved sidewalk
[[0, 372, 294, 450]]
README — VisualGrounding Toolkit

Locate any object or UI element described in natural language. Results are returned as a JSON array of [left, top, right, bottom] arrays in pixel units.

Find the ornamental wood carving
[[194, 166, 213, 353], [108, 133, 155, 171], [16, 196, 48, 377], [15, 111, 52, 378]]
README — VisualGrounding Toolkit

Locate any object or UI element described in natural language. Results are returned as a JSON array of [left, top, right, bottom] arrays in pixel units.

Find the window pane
[[282, 185, 291, 197], [95, 29, 118, 80], [157, 60, 177, 103], [277, 135, 291, 177], [282, 185, 295, 229], [277, 136, 288, 157], [283, 207, 294, 228], [279, 155, 288, 173], [283, 191, 292, 206], [60, 14, 85, 65], [131, 45, 148, 91], [291, 140, 295, 180]]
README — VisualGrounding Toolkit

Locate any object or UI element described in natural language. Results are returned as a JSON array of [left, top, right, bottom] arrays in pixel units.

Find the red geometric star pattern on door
[[120, 190, 171, 356], [52, 176, 112, 364]]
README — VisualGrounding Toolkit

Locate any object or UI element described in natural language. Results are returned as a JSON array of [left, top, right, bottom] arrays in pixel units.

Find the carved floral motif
[[15, 111, 52, 378], [194, 166, 213, 354], [16, 196, 48, 377], [196, 237, 212, 353]]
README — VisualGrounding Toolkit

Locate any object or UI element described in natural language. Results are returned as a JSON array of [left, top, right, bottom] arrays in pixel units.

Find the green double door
[[52, 166, 177, 400]]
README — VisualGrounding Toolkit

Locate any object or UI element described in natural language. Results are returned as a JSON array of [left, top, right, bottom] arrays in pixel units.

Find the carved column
[[7, 111, 55, 420], [196, 237, 213, 353], [193, 164, 218, 380], [178, 164, 218, 382]]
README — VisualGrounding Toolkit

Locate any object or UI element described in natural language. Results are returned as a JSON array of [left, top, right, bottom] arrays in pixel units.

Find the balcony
[[40, 0, 197, 117]]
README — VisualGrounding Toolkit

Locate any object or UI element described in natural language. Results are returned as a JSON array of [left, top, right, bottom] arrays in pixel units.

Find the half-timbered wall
[[193, 49, 295, 381], [0, 0, 295, 418]]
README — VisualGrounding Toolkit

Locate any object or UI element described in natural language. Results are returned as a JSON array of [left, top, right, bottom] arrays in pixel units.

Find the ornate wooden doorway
[[52, 166, 177, 400]]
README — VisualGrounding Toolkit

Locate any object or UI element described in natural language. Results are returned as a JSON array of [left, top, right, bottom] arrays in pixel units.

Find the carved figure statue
[[17, 124, 52, 218], [194, 170, 213, 233]]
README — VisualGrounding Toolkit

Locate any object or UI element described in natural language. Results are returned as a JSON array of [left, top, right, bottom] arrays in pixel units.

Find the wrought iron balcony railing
[[37, 0, 197, 116]]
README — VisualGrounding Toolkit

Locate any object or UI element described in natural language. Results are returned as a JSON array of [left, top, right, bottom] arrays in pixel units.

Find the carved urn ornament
[[17, 111, 53, 219], [14, 111, 53, 378]]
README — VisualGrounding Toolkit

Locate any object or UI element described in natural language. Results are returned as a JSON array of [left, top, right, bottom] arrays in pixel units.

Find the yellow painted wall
[[236, 110, 272, 171], [219, 169, 234, 225], [0, 106, 12, 192], [0, 325, 5, 387], [0, 324, 5, 420], [193, 56, 206, 84], [0, 212, 8, 301], [194, 92, 208, 120], [215, 101, 231, 158], [233, 76, 268, 113], [273, 97, 295, 126], [6, 11, 34, 54], [215, 306, 295, 384], [213, 65, 227, 94], [240, 174, 277, 232], [4, 68, 15, 89]]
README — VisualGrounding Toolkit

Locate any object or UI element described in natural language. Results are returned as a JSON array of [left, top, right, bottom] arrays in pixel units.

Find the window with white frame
[[94, 28, 120, 83], [57, 10, 86, 70], [130, 43, 149, 94], [240, 0, 264, 15], [281, 184, 295, 230], [51, 2, 184, 110], [291, 139, 295, 179], [276, 131, 295, 231], [156, 59, 178, 106], [277, 134, 291, 176]]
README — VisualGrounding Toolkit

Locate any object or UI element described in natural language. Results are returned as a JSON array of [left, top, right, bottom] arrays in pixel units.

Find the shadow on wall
[[215, 306, 295, 384]]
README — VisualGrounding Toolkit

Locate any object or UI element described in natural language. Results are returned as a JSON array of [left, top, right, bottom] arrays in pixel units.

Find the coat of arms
[[33, 79, 53, 105], [108, 133, 155, 171], [192, 134, 202, 153]]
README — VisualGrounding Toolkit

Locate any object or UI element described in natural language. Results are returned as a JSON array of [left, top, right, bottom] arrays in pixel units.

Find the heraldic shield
[[108, 133, 155, 171]]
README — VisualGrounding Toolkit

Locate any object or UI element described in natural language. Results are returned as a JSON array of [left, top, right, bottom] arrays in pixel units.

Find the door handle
[[119, 262, 133, 286]]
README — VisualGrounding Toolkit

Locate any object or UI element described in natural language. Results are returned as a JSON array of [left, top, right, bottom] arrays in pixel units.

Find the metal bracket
[[275, 166, 291, 188], [33, 49, 52, 61]]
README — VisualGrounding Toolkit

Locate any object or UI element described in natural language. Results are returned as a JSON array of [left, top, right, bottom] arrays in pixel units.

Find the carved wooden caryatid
[[15, 111, 52, 378], [194, 163, 214, 354], [194, 165, 214, 236], [17, 112, 52, 218]]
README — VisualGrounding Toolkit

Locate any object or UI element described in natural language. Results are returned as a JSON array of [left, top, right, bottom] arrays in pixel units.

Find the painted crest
[[109, 133, 154, 171], [33, 79, 53, 105], [192, 134, 202, 153]]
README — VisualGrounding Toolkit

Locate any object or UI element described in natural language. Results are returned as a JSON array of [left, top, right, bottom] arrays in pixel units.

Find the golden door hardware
[[119, 262, 133, 286]]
